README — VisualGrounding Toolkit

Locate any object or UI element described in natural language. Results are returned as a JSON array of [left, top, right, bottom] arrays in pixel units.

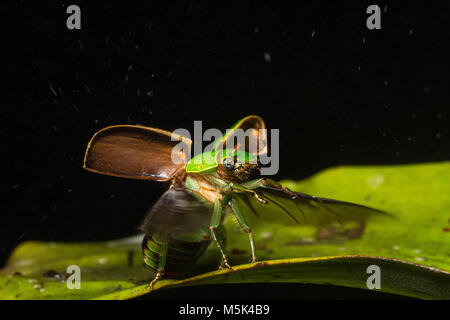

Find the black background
[[2, 1, 449, 298]]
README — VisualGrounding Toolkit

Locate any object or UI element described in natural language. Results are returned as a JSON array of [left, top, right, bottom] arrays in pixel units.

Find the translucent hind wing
[[139, 187, 212, 242], [234, 182, 389, 227]]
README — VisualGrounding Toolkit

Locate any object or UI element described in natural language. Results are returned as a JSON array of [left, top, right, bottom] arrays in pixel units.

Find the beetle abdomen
[[142, 234, 211, 279]]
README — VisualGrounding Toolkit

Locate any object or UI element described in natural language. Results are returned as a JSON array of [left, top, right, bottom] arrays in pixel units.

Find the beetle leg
[[209, 197, 232, 270], [239, 179, 266, 190], [149, 270, 163, 291], [230, 198, 257, 263], [216, 225, 228, 269], [242, 179, 300, 200], [149, 241, 168, 291], [230, 183, 267, 204]]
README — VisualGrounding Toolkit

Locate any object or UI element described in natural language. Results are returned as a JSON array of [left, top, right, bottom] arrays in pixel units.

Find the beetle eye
[[223, 157, 234, 171]]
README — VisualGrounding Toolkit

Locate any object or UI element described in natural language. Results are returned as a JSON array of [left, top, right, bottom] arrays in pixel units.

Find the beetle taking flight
[[83, 115, 386, 289]]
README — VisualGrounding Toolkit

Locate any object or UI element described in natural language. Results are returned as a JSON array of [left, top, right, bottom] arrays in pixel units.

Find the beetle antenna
[[230, 143, 241, 156]]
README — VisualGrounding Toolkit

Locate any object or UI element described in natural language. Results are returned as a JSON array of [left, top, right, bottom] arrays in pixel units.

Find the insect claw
[[148, 270, 163, 292], [148, 279, 156, 292], [219, 264, 233, 271], [224, 260, 233, 270], [253, 192, 267, 204], [218, 255, 233, 270]]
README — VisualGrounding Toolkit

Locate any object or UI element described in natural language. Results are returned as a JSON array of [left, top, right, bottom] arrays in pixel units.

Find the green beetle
[[83, 115, 386, 289]]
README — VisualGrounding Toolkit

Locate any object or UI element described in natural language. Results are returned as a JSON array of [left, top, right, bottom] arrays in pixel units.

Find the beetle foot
[[218, 264, 232, 270], [148, 270, 163, 292], [221, 258, 233, 271], [253, 192, 267, 204]]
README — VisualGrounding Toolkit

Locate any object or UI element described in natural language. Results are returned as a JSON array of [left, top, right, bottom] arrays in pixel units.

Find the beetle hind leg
[[149, 269, 164, 291], [143, 238, 169, 292]]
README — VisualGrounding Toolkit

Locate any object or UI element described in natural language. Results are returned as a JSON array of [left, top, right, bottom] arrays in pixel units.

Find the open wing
[[233, 183, 390, 227], [139, 187, 212, 242], [83, 125, 191, 181]]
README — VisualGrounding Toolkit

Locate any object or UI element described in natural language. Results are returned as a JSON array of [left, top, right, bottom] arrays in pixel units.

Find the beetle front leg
[[230, 183, 267, 204], [241, 178, 299, 200], [230, 198, 257, 263], [209, 197, 232, 270]]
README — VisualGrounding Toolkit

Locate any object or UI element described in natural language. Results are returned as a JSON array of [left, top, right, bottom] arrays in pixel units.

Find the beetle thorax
[[185, 173, 228, 206]]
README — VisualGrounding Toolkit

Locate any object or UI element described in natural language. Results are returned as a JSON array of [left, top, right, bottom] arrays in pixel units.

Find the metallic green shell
[[185, 149, 257, 173]]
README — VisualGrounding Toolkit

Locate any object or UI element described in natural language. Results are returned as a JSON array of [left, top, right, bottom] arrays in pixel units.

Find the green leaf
[[1, 162, 449, 299]]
